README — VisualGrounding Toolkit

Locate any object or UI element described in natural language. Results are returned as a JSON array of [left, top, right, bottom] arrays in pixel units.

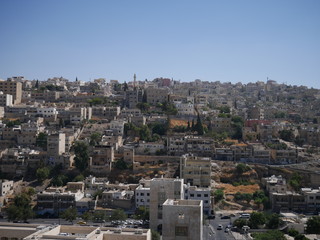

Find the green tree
[[294, 234, 309, 240], [92, 189, 104, 200], [151, 230, 160, 240], [81, 211, 93, 221], [6, 193, 34, 222], [194, 114, 204, 135], [93, 211, 107, 222], [114, 158, 128, 170], [233, 218, 248, 228], [26, 187, 36, 196], [136, 102, 151, 112], [288, 228, 299, 237], [51, 174, 68, 187], [123, 81, 128, 91], [74, 141, 89, 172], [251, 230, 286, 240], [134, 206, 149, 220], [274, 112, 286, 118], [139, 125, 152, 141], [243, 193, 253, 204], [110, 209, 127, 221], [151, 122, 168, 136], [59, 117, 65, 128], [61, 207, 77, 223], [73, 174, 85, 182], [235, 163, 250, 174], [289, 173, 302, 192], [36, 132, 48, 150], [89, 132, 101, 146], [248, 212, 266, 229], [161, 101, 178, 115], [219, 106, 230, 113], [187, 121, 191, 131], [36, 167, 50, 183], [306, 216, 320, 234], [214, 189, 224, 202], [35, 79, 39, 89], [279, 129, 295, 142], [266, 213, 282, 229]]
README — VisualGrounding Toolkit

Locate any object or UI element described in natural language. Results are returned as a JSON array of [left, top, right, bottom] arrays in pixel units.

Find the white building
[[36, 107, 58, 118], [135, 184, 150, 209], [110, 119, 127, 135], [0, 91, 13, 106], [185, 185, 212, 215], [174, 102, 195, 116], [0, 179, 14, 196]]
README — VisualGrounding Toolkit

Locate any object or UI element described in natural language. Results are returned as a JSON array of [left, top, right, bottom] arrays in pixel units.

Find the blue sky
[[0, 0, 319, 88]]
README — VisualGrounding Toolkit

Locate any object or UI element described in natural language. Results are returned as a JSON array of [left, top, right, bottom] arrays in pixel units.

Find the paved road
[[208, 218, 235, 240]]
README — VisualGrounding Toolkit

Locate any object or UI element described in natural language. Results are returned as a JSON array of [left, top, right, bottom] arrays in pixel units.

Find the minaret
[[133, 73, 136, 89]]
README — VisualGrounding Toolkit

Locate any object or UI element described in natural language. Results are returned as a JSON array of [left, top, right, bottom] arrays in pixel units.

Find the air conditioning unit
[[114, 229, 122, 234], [135, 229, 143, 235]]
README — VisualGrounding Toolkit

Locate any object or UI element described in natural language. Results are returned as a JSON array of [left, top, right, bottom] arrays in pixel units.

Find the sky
[[0, 0, 319, 88]]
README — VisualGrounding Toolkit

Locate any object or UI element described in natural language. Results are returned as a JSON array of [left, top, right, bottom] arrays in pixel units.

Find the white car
[[217, 224, 223, 230]]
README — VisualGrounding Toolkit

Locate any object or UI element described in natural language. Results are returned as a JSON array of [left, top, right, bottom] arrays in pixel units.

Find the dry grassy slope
[[169, 119, 188, 128]]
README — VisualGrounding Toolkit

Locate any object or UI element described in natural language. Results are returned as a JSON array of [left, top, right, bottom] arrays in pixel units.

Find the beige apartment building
[[89, 145, 114, 175], [0, 79, 22, 104], [145, 87, 169, 105], [162, 199, 203, 240], [47, 133, 66, 157], [180, 154, 212, 188], [149, 178, 184, 231]]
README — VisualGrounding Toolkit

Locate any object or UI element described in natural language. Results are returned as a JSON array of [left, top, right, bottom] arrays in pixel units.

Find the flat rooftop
[[164, 199, 202, 206]]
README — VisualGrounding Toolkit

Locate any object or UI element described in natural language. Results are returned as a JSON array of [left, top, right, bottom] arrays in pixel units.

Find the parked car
[[225, 228, 230, 233], [77, 221, 86, 225], [221, 215, 231, 219]]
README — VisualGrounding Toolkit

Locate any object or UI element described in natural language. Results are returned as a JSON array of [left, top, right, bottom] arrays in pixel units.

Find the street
[[203, 218, 235, 240]]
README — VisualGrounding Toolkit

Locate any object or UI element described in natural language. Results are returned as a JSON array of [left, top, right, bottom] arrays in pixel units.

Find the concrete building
[[145, 87, 169, 105], [0, 91, 13, 106], [149, 178, 184, 231], [162, 199, 203, 240], [110, 119, 126, 136], [0, 179, 14, 196], [36, 107, 58, 118], [0, 79, 22, 104], [47, 133, 66, 160], [180, 154, 212, 188], [125, 89, 143, 109], [0, 148, 28, 178], [185, 185, 212, 215], [262, 175, 287, 195], [185, 136, 215, 157], [174, 102, 195, 116], [19, 224, 151, 240], [101, 189, 135, 210], [89, 145, 114, 175], [135, 184, 150, 209], [37, 187, 84, 215]]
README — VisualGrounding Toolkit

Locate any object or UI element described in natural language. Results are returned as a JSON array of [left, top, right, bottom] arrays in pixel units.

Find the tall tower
[[133, 73, 136, 89]]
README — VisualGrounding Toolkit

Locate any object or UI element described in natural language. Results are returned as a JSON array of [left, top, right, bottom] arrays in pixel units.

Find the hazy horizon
[[1, 0, 319, 88]]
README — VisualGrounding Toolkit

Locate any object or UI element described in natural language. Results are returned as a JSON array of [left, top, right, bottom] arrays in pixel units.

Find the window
[[197, 194, 201, 197], [175, 226, 188, 236]]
